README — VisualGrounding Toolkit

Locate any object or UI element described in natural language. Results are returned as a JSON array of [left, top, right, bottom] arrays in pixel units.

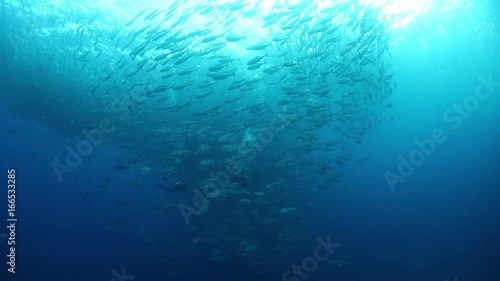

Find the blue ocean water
[[0, 1, 499, 281]]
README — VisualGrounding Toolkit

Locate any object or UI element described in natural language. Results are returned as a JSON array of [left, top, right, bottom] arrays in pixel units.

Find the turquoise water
[[0, 1, 499, 281]]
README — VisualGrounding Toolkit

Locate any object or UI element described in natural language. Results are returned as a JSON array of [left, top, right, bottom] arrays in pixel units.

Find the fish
[[11, 0, 398, 264], [201, 35, 220, 43], [247, 62, 264, 70], [246, 42, 271, 50], [208, 64, 227, 72], [225, 35, 245, 42], [247, 54, 266, 65]]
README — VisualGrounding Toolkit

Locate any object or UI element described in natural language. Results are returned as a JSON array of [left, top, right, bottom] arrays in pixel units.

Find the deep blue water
[[0, 1, 499, 281]]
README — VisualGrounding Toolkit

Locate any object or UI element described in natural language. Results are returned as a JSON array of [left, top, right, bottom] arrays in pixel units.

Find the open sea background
[[0, 0, 499, 281]]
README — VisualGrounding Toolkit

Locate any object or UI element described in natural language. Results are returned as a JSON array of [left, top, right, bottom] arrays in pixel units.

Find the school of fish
[[0, 0, 396, 266]]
